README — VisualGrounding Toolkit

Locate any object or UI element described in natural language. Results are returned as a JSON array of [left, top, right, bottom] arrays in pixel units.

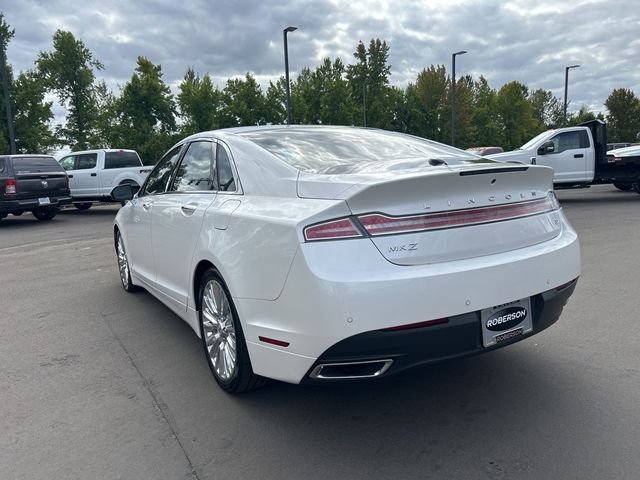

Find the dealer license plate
[[481, 297, 532, 347], [38, 197, 51, 205]]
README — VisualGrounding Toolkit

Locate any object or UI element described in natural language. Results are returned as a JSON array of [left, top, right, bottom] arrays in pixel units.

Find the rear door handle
[[181, 204, 198, 215], [574, 154, 584, 158], [90, 173, 97, 177], [67, 174, 74, 178], [142, 202, 152, 211]]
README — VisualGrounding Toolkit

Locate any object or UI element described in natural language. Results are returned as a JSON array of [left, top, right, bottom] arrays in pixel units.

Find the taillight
[[5, 178, 17, 195], [358, 193, 558, 236], [304, 217, 362, 241]]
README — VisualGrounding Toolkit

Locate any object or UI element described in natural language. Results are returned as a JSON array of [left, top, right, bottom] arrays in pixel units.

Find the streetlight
[[563, 64, 580, 126], [283, 26, 297, 125], [0, 32, 16, 154], [451, 50, 467, 147]]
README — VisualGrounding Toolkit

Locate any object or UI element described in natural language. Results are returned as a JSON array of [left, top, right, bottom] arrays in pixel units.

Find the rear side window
[[0, 158, 5, 175], [76, 153, 97, 170], [105, 151, 142, 169], [216, 144, 236, 192], [579, 131, 590, 148], [171, 141, 215, 192], [12, 157, 65, 174], [144, 146, 182, 195]]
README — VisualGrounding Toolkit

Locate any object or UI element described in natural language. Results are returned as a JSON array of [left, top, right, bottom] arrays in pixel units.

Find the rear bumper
[[0, 196, 72, 213], [238, 215, 580, 384], [303, 278, 577, 382]]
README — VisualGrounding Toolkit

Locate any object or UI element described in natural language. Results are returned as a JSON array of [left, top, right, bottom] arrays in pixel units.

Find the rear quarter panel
[[190, 196, 352, 303]]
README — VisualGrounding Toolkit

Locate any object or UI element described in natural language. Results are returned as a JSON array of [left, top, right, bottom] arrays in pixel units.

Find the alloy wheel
[[201, 279, 237, 381]]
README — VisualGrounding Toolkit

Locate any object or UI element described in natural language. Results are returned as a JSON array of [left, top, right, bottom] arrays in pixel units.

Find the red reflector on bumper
[[259, 336, 290, 347], [382, 318, 449, 332]]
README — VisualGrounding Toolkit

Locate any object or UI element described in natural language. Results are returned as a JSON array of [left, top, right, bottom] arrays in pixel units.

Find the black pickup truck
[[0, 155, 72, 222]]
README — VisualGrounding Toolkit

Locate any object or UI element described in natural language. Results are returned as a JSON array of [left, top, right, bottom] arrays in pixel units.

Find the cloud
[[3, 0, 639, 116]]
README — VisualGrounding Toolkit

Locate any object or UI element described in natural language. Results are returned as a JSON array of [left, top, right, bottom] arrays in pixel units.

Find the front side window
[[76, 153, 97, 169], [171, 141, 215, 192], [216, 144, 236, 192], [551, 132, 581, 154], [59, 156, 76, 171], [143, 147, 182, 195]]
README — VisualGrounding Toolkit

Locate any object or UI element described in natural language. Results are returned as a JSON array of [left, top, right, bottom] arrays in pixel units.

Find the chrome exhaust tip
[[309, 359, 393, 380]]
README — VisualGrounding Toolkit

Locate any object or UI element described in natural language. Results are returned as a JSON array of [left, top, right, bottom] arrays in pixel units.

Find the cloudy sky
[[3, 0, 640, 118]]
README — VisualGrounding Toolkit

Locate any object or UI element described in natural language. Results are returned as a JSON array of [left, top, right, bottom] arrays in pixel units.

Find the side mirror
[[111, 184, 136, 202], [537, 140, 555, 155]]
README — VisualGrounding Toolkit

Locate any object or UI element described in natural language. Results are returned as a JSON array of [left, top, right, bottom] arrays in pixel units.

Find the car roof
[[0, 154, 55, 158], [65, 149, 138, 155]]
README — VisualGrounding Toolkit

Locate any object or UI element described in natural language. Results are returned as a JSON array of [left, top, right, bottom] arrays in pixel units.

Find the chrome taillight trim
[[358, 193, 558, 237]]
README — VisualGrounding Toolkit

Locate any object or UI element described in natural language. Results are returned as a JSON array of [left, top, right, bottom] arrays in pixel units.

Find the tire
[[32, 207, 58, 221], [115, 230, 140, 292], [74, 203, 92, 210], [613, 183, 632, 191], [198, 269, 267, 393]]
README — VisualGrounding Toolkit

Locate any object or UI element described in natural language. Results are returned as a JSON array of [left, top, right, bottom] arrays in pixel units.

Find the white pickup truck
[[58, 149, 152, 209], [487, 120, 640, 192]]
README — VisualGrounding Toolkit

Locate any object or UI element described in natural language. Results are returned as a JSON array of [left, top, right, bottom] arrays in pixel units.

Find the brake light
[[358, 193, 558, 236], [304, 217, 362, 241], [4, 178, 16, 195]]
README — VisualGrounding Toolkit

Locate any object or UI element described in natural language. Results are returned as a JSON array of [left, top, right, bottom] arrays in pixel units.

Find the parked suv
[[0, 154, 71, 222]]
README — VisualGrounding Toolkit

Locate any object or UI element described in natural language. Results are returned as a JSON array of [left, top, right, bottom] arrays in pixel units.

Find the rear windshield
[[240, 128, 490, 174], [104, 151, 142, 169], [12, 157, 65, 174]]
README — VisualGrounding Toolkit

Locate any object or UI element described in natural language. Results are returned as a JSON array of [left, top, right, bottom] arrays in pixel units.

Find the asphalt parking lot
[[1, 185, 639, 480]]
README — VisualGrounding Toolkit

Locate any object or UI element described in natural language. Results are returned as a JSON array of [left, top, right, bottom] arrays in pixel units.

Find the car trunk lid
[[299, 164, 562, 265]]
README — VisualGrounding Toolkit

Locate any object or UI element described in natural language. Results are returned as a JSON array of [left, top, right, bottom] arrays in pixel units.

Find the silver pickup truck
[[58, 149, 152, 210]]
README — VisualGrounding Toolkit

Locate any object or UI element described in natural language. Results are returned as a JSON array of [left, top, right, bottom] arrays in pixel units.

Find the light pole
[[563, 64, 580, 126], [283, 26, 297, 125], [451, 50, 467, 147], [0, 33, 16, 154]]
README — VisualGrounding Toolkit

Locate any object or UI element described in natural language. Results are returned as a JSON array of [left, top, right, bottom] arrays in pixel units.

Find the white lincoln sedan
[[113, 126, 580, 393]]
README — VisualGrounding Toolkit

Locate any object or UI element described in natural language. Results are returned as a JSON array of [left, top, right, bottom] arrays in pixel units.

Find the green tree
[[0, 13, 16, 153], [452, 74, 475, 148], [528, 88, 563, 130], [219, 73, 265, 127], [11, 71, 56, 152], [115, 56, 177, 164], [290, 67, 317, 124], [469, 76, 501, 147], [411, 64, 450, 142], [604, 88, 640, 142], [177, 68, 222, 135], [346, 39, 394, 128], [88, 81, 119, 148], [314, 58, 355, 125], [36, 30, 103, 149], [495, 81, 537, 150], [264, 77, 286, 124]]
